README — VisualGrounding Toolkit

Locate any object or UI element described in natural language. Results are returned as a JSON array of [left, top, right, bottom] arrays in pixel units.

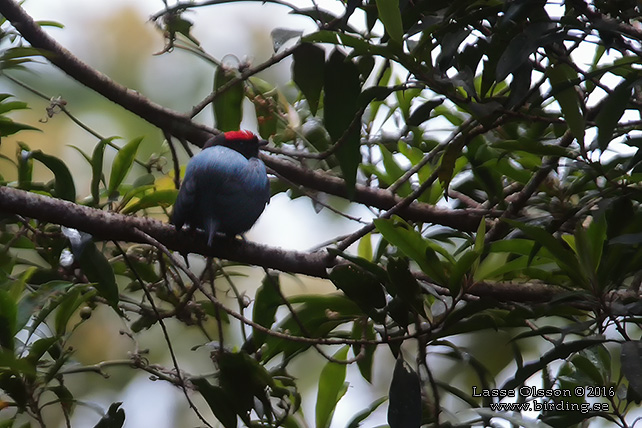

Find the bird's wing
[[172, 146, 247, 225], [171, 166, 198, 229]]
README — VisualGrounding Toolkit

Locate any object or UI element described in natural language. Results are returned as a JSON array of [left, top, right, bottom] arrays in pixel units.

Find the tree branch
[[0, 186, 611, 305], [0, 186, 329, 278], [0, 0, 491, 232], [0, 0, 213, 144]]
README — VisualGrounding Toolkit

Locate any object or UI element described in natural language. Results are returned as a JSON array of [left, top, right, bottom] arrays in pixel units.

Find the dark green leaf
[[438, 142, 462, 195], [595, 76, 637, 151], [91, 139, 112, 205], [316, 346, 349, 428], [492, 139, 574, 157], [324, 50, 362, 197], [54, 287, 83, 336], [271, 28, 302, 51], [108, 137, 143, 196], [329, 264, 386, 321], [406, 99, 444, 127], [251, 273, 282, 350], [292, 43, 325, 115], [548, 63, 585, 146], [78, 243, 119, 312], [213, 65, 243, 132], [504, 219, 585, 287], [352, 320, 376, 383], [0, 290, 17, 350], [621, 340, 642, 398], [388, 356, 421, 428], [262, 295, 361, 362], [192, 378, 237, 428], [386, 257, 424, 315], [0, 117, 39, 137], [216, 350, 276, 422], [501, 338, 606, 391], [29, 150, 76, 201], [93, 402, 125, 428], [17, 143, 33, 189], [448, 250, 481, 297], [357, 85, 396, 108], [25, 336, 58, 365]]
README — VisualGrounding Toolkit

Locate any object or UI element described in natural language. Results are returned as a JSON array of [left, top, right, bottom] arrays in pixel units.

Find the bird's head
[[204, 130, 267, 159]]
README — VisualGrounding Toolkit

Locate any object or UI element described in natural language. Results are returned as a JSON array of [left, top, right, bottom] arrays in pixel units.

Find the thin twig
[[113, 241, 214, 428]]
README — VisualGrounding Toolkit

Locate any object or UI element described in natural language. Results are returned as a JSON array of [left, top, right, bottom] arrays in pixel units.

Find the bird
[[172, 130, 270, 246]]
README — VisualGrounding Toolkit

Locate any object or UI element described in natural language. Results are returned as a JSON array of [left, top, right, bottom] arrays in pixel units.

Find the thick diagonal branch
[[0, 186, 329, 278], [0, 0, 491, 232]]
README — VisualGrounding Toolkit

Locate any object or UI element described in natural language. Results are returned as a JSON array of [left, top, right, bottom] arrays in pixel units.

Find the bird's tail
[[206, 217, 220, 247]]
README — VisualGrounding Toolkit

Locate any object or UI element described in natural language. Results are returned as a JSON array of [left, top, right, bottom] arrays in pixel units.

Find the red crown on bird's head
[[224, 130, 256, 141]]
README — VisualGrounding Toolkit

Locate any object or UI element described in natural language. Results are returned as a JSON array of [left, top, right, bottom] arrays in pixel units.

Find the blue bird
[[172, 130, 270, 246]]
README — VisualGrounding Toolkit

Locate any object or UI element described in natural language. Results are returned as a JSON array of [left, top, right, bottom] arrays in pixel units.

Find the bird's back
[[172, 145, 270, 242]]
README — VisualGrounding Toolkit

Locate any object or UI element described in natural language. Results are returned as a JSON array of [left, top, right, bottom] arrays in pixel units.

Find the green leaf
[[324, 50, 362, 197], [375, 0, 404, 45], [504, 219, 585, 287], [36, 20, 65, 28], [17, 143, 33, 189], [329, 264, 386, 321], [438, 142, 462, 195], [54, 287, 83, 336], [78, 243, 119, 312], [548, 63, 585, 146], [25, 336, 58, 365], [595, 76, 637, 151], [0, 290, 17, 351], [374, 218, 448, 285], [213, 65, 243, 132], [621, 340, 642, 398], [121, 189, 178, 214], [0, 100, 29, 115], [316, 346, 349, 428], [292, 43, 325, 115], [352, 320, 376, 383], [192, 378, 237, 428], [346, 397, 387, 428], [216, 351, 276, 423], [261, 294, 361, 362], [406, 99, 444, 127], [29, 150, 76, 201], [492, 139, 574, 157], [251, 273, 282, 350], [357, 233, 372, 261], [388, 356, 421, 428], [91, 139, 112, 205], [108, 137, 143, 196], [0, 116, 39, 137], [501, 338, 606, 391], [386, 257, 424, 316], [379, 144, 412, 196], [448, 250, 481, 297], [586, 215, 606, 268], [358, 85, 397, 108]]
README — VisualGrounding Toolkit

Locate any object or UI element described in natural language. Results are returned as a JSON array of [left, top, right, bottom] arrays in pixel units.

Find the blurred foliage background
[[3, 0, 642, 427]]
